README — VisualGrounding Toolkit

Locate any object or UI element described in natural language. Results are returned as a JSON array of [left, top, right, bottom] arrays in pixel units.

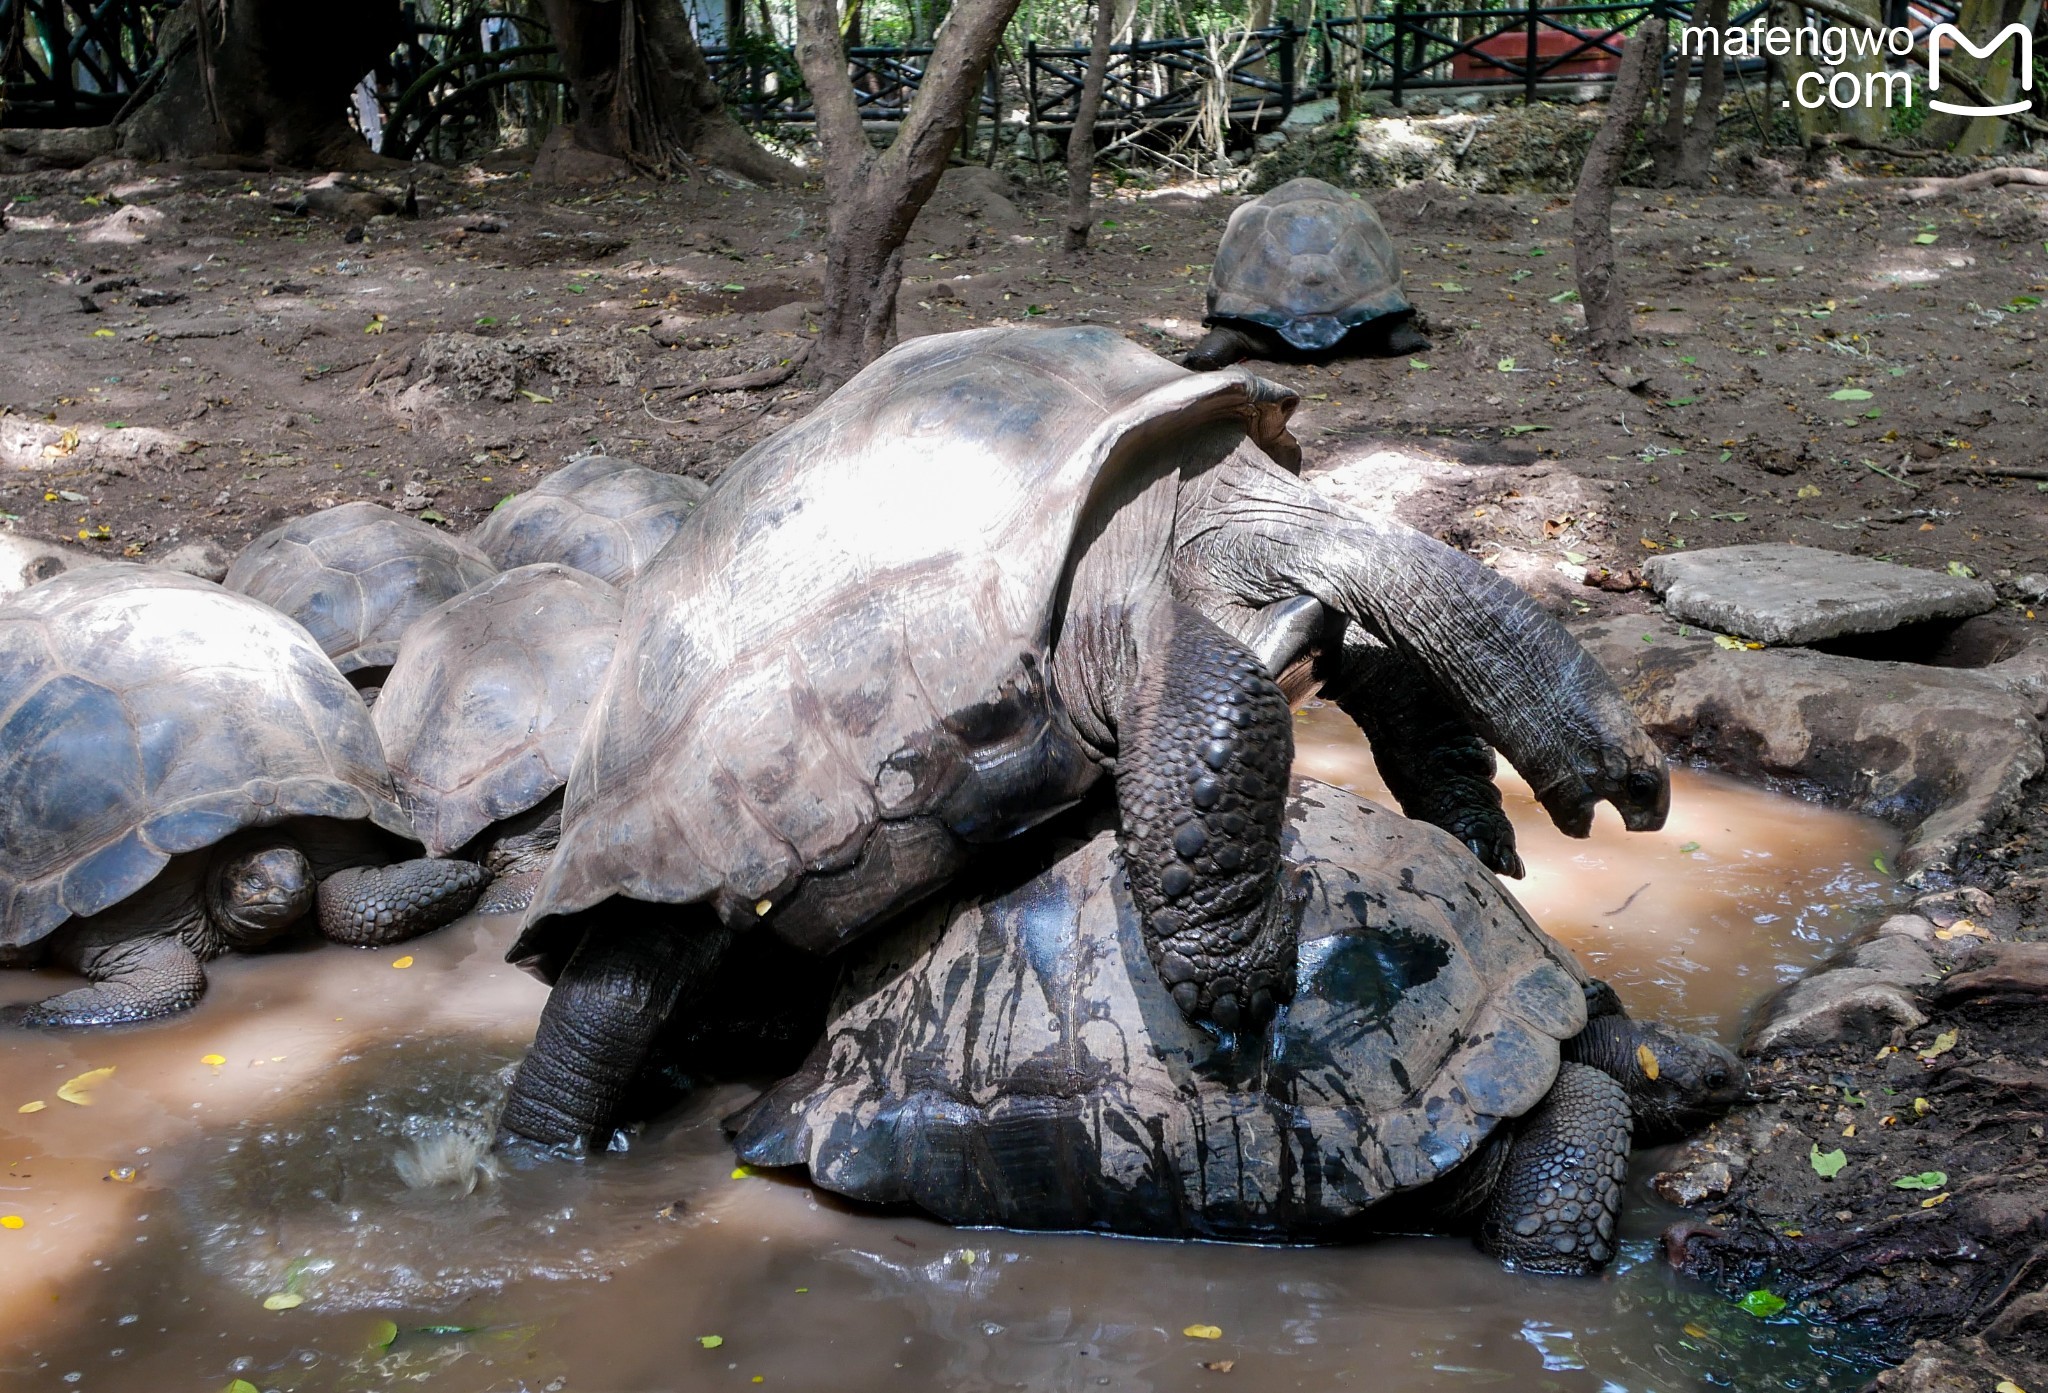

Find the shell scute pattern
[[472, 455, 710, 586], [1208, 178, 1413, 351]]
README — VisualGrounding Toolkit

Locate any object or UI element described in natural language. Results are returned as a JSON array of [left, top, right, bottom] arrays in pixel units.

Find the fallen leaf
[[91, 328, 116, 338], [1201, 1360, 1236, 1372], [370, 1317, 399, 1349], [1408, 359, 1431, 371], [105, 1166, 136, 1183], [1738, 1289, 1787, 1318], [1797, 484, 1823, 499], [1184, 1323, 1224, 1339], [1830, 389, 1873, 401], [58, 1066, 115, 1106], [731, 1165, 755, 1179], [1873, 854, 1890, 875], [17, 1101, 45, 1113], [262, 1292, 305, 1310], [390, 955, 414, 970], [699, 1335, 725, 1349], [1912, 232, 1938, 245], [1636, 1043, 1661, 1080], [0, 1215, 23, 1230], [417, 510, 447, 525], [1914, 1097, 1932, 1116], [226, 1382, 261, 1393], [1917, 1029, 1958, 1061], [1947, 561, 1976, 579], [1932, 918, 1988, 941], [518, 390, 553, 404], [201, 1053, 226, 1067], [1995, 1381, 2026, 1393], [1810, 1144, 1847, 1179], [1893, 1171, 1947, 1190], [1678, 841, 1701, 853], [1921, 1192, 1951, 1208]]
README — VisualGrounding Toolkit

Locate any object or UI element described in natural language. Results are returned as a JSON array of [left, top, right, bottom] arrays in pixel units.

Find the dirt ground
[[3, 129, 2047, 1390]]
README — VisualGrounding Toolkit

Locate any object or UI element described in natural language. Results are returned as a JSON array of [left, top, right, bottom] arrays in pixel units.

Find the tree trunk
[[1063, 0, 1118, 253], [1922, 0, 2033, 153], [117, 0, 403, 168], [538, 0, 792, 183], [1573, 16, 1664, 354], [1651, 0, 1728, 185], [796, 0, 1029, 387]]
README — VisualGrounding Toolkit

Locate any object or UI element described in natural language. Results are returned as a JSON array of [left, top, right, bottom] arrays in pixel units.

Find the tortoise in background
[[373, 563, 623, 917], [1185, 177, 1430, 370], [224, 501, 497, 691], [491, 325, 1666, 1151], [0, 568, 488, 1027], [734, 781, 1744, 1272], [472, 455, 710, 587]]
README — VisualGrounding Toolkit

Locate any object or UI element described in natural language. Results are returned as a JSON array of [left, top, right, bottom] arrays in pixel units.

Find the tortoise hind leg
[[2, 936, 208, 1028], [497, 911, 733, 1150], [1379, 318, 1431, 355], [1183, 325, 1262, 370], [316, 859, 492, 946], [1475, 1062, 1632, 1275], [1117, 601, 1297, 1035]]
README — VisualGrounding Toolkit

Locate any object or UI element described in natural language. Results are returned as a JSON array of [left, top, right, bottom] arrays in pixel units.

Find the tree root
[[646, 342, 811, 398]]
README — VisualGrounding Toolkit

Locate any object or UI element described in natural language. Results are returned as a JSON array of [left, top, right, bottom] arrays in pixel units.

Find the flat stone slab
[[1643, 544, 1996, 646]]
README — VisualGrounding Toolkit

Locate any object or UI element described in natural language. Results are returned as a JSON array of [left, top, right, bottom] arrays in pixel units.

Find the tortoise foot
[[317, 858, 491, 947], [1476, 1062, 1632, 1275]]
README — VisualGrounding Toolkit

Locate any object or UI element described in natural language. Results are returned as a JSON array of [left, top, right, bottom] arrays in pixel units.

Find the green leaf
[[1433, 281, 1469, 293], [518, 390, 553, 404], [1947, 561, 1976, 579], [720, 283, 746, 292], [1509, 269, 1532, 283], [1502, 423, 1550, 436], [566, 284, 587, 294], [1024, 304, 1048, 316], [1666, 397, 1699, 407], [1830, 388, 1873, 401], [1873, 853, 1890, 874], [1408, 359, 1431, 371], [416, 1324, 484, 1336], [370, 1317, 400, 1349], [1893, 1171, 1948, 1190], [1496, 357, 1517, 372], [1912, 233, 1938, 245], [103, 421, 125, 430], [418, 509, 447, 525], [1679, 355, 1697, 365], [225, 1382, 262, 1393], [1864, 408, 1883, 419], [1678, 840, 1701, 854], [492, 492, 518, 511], [698, 1335, 725, 1349], [1547, 289, 1579, 303], [1529, 247, 1547, 257], [1739, 1289, 1788, 1318], [1563, 550, 1588, 564], [1810, 1144, 1848, 1179], [475, 315, 499, 327], [2009, 295, 2041, 311]]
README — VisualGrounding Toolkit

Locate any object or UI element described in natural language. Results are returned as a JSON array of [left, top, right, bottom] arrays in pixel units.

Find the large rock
[[1643, 544, 1996, 646], [1577, 616, 2047, 883]]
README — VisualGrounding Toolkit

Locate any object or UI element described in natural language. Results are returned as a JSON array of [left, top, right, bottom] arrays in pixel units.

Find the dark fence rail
[[1, 0, 1972, 138]]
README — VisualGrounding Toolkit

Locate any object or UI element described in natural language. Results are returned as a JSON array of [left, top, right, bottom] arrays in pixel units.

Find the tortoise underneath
[[1185, 178, 1430, 370], [731, 780, 1743, 1273]]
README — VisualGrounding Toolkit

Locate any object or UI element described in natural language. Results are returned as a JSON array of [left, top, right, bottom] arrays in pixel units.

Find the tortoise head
[[209, 841, 316, 949], [1610, 1019, 1748, 1147]]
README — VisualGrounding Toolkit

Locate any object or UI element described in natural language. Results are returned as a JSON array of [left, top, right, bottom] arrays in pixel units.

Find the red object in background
[[1448, 25, 1622, 80]]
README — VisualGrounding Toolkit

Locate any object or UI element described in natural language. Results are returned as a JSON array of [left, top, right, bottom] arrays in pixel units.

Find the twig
[[647, 342, 812, 396], [1903, 167, 2048, 201]]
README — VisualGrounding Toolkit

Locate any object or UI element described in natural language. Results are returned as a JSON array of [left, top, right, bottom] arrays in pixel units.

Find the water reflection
[[1, 724, 1904, 1392]]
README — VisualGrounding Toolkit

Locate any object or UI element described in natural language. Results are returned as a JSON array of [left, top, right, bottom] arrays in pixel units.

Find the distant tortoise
[[1185, 178, 1430, 370], [471, 455, 711, 587], [0, 568, 490, 1027], [495, 325, 1666, 1150], [733, 781, 1744, 1271], [373, 563, 623, 917], [224, 501, 498, 690]]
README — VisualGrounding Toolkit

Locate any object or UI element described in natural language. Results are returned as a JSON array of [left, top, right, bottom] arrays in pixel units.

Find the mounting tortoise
[[224, 501, 498, 692], [471, 454, 711, 587], [0, 567, 490, 1027], [732, 780, 1745, 1272], [495, 324, 1667, 1150], [372, 563, 623, 918], [1185, 178, 1430, 371]]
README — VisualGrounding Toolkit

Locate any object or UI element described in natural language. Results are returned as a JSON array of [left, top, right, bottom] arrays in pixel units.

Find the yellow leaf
[[57, 1066, 115, 1105], [1683, 1323, 1711, 1338], [17, 1101, 45, 1114], [1, 1215, 23, 1229], [105, 1165, 137, 1183], [1995, 1382, 2026, 1393], [1921, 1192, 1951, 1208], [1184, 1324, 1223, 1340], [754, 899, 773, 917], [1917, 1029, 1958, 1061], [91, 328, 116, 338], [1636, 1044, 1660, 1080], [698, 1335, 724, 1349], [731, 1165, 755, 1179], [1914, 1097, 1932, 1116], [1784, 1229, 1803, 1237], [1796, 484, 1822, 499], [1842, 1124, 1856, 1137], [201, 1054, 226, 1067], [391, 955, 414, 970], [262, 1292, 304, 1310]]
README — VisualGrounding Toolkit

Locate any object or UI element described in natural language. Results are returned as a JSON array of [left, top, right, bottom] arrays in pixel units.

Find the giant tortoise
[[224, 501, 498, 688], [495, 324, 1666, 1150], [1185, 178, 1429, 370], [733, 781, 1743, 1272], [0, 567, 490, 1027], [372, 563, 623, 917], [471, 455, 710, 587]]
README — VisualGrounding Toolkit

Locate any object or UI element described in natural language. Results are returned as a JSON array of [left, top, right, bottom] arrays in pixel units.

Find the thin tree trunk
[[1673, 0, 1728, 183], [796, 0, 1029, 387], [1573, 16, 1664, 354], [118, 0, 403, 167], [538, 0, 792, 183], [1063, 0, 1118, 253]]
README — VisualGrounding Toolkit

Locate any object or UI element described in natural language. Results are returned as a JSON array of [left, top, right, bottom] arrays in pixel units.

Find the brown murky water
[[3, 709, 1903, 1393]]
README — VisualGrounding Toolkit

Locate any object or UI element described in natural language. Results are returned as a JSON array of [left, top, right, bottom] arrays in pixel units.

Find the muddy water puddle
[[4, 710, 1904, 1392]]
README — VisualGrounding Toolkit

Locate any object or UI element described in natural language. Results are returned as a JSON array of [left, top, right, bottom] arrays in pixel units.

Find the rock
[[531, 128, 629, 187], [1642, 543, 1997, 646], [1576, 615, 2046, 883], [1842, 934, 1938, 982], [1283, 97, 1340, 128], [81, 204, 166, 245], [754, 300, 822, 334], [1743, 968, 1927, 1056], [1653, 1157, 1734, 1206], [2005, 572, 2048, 603], [0, 532, 105, 594], [1872, 912, 1940, 944], [0, 125, 115, 172], [916, 165, 1025, 235], [154, 539, 235, 582]]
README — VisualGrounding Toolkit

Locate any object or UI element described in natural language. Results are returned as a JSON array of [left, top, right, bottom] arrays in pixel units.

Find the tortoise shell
[[0, 566, 412, 949], [471, 455, 710, 586], [224, 502, 497, 675], [1207, 178, 1413, 352], [515, 325, 1299, 975], [730, 779, 1589, 1237], [373, 563, 622, 858]]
